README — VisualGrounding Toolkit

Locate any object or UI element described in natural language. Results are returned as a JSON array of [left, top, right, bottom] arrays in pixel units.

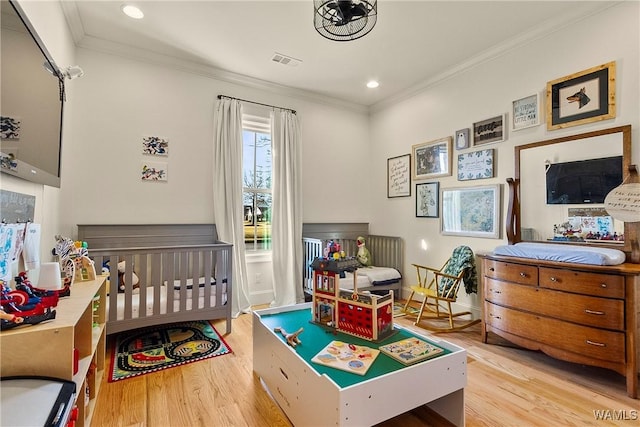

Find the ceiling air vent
[[271, 52, 302, 67]]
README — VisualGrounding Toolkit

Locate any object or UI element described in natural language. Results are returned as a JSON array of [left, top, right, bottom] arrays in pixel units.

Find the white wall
[[63, 48, 370, 303], [369, 1, 640, 314]]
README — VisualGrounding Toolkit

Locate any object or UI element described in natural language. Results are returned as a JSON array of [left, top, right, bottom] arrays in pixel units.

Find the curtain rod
[[217, 94, 296, 114]]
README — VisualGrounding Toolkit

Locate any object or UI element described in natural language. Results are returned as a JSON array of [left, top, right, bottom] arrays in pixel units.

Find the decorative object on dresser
[[480, 252, 639, 399], [403, 245, 480, 332]]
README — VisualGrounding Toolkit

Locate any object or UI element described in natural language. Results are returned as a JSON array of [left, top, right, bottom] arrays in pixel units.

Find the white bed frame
[[77, 224, 232, 335]]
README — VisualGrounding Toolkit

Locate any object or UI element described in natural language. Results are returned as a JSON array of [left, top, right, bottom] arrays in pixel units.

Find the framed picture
[[546, 61, 616, 131], [454, 128, 470, 150], [473, 114, 506, 145], [512, 94, 540, 131], [142, 136, 169, 156], [387, 154, 411, 198], [457, 149, 494, 181], [441, 184, 501, 238], [412, 136, 452, 180], [141, 161, 168, 181], [416, 182, 439, 218]]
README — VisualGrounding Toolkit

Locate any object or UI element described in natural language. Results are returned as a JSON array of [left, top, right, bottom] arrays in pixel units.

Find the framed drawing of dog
[[546, 61, 616, 131]]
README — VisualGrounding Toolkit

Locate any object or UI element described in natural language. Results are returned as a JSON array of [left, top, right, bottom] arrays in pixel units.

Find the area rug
[[393, 302, 420, 318], [108, 320, 232, 382]]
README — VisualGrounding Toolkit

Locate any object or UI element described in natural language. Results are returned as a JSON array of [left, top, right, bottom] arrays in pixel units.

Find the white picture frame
[[441, 184, 501, 238], [457, 149, 494, 181], [512, 94, 540, 131]]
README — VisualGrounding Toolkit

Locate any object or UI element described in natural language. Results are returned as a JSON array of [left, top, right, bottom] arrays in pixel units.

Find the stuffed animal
[[356, 236, 372, 267], [117, 260, 139, 292]]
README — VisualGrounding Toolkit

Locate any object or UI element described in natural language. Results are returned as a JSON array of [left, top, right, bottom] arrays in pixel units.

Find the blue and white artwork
[[142, 136, 169, 155], [141, 161, 168, 181], [0, 116, 21, 139]]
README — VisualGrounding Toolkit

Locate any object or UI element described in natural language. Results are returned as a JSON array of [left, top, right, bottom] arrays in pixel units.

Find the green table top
[[258, 307, 451, 388]]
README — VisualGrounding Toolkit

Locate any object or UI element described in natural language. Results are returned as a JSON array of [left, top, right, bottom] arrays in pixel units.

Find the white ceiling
[[61, 1, 616, 109]]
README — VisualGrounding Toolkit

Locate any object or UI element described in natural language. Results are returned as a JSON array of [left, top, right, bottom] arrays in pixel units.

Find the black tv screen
[[546, 156, 622, 204]]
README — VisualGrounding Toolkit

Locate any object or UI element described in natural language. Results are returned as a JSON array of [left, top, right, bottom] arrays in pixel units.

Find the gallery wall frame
[[457, 149, 494, 181], [412, 136, 452, 180], [473, 114, 506, 145], [455, 128, 470, 150], [546, 61, 616, 131], [441, 184, 501, 238], [416, 181, 439, 218], [512, 94, 540, 131], [387, 154, 411, 198]]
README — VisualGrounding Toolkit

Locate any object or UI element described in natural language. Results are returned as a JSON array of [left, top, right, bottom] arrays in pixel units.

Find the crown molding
[[369, 1, 622, 114]]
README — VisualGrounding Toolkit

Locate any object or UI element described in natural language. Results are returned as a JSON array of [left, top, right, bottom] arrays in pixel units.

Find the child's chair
[[402, 245, 480, 332]]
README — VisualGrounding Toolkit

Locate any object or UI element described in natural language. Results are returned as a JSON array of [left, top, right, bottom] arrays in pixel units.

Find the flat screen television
[[546, 156, 622, 204], [0, 0, 65, 187]]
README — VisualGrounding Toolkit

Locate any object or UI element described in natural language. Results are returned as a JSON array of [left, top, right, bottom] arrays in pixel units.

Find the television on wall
[[546, 156, 622, 204], [0, 0, 65, 187]]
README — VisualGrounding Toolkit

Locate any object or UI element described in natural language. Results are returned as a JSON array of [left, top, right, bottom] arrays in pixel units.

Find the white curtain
[[270, 109, 304, 307], [213, 98, 251, 317]]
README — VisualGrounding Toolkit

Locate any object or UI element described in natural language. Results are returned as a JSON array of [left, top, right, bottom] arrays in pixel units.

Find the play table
[[253, 303, 467, 426]]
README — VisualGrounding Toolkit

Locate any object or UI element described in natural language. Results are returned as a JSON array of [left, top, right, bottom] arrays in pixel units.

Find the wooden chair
[[402, 245, 481, 332]]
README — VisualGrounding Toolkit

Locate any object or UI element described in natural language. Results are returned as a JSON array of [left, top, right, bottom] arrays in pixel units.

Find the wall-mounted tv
[[546, 156, 622, 204], [1, 0, 65, 187]]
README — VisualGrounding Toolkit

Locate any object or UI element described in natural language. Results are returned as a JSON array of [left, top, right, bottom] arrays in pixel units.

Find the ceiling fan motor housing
[[314, 0, 378, 41]]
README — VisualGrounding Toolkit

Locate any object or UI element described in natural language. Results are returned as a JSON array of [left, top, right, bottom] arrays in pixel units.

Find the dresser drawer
[[538, 267, 624, 298], [484, 279, 624, 330], [484, 303, 625, 364], [483, 259, 538, 286]]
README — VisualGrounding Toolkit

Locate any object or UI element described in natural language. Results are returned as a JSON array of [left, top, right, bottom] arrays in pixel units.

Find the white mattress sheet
[[339, 266, 401, 289], [107, 280, 227, 321], [493, 242, 626, 266]]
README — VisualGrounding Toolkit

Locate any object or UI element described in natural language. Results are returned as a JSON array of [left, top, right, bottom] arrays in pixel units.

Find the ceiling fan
[[314, 0, 378, 42]]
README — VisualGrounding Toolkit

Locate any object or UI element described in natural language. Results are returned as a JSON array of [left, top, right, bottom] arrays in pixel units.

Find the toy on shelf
[[274, 326, 303, 348], [0, 279, 56, 331], [52, 236, 96, 285]]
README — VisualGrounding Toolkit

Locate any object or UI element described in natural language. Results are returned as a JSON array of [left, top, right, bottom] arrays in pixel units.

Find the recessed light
[[121, 4, 144, 19], [366, 80, 379, 89]]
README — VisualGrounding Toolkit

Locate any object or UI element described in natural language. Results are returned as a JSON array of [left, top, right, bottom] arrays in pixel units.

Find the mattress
[[492, 242, 626, 266], [107, 279, 228, 320], [339, 266, 402, 289]]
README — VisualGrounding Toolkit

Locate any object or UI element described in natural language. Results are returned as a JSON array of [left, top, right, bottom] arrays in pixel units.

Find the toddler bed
[[302, 223, 404, 298], [77, 224, 232, 335]]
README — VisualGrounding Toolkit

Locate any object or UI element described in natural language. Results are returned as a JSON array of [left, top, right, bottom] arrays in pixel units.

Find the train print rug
[[108, 320, 232, 382]]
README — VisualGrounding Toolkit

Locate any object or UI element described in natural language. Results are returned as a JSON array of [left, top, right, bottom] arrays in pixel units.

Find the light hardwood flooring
[[92, 305, 638, 427]]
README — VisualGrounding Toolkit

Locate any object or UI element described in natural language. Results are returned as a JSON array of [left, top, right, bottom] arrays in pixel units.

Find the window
[[243, 114, 272, 251]]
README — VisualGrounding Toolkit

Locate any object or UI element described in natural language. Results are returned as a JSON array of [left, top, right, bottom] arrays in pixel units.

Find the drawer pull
[[600, 283, 607, 288], [584, 309, 605, 316], [490, 289, 501, 294], [586, 340, 606, 347], [489, 267, 495, 271], [550, 277, 558, 282], [489, 314, 501, 319], [519, 272, 527, 278]]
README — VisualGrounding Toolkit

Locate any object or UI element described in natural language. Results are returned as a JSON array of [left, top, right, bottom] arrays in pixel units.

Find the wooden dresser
[[480, 254, 640, 398]]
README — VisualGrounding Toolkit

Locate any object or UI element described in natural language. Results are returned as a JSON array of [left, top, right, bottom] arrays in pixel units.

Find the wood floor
[[92, 306, 638, 427]]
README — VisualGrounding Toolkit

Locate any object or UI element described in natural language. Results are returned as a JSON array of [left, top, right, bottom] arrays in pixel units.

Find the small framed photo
[[416, 182, 439, 218], [457, 149, 494, 181], [412, 136, 452, 180], [546, 61, 616, 130], [512, 94, 540, 131], [441, 184, 501, 238], [454, 128, 470, 150], [387, 154, 411, 198], [473, 114, 506, 145]]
